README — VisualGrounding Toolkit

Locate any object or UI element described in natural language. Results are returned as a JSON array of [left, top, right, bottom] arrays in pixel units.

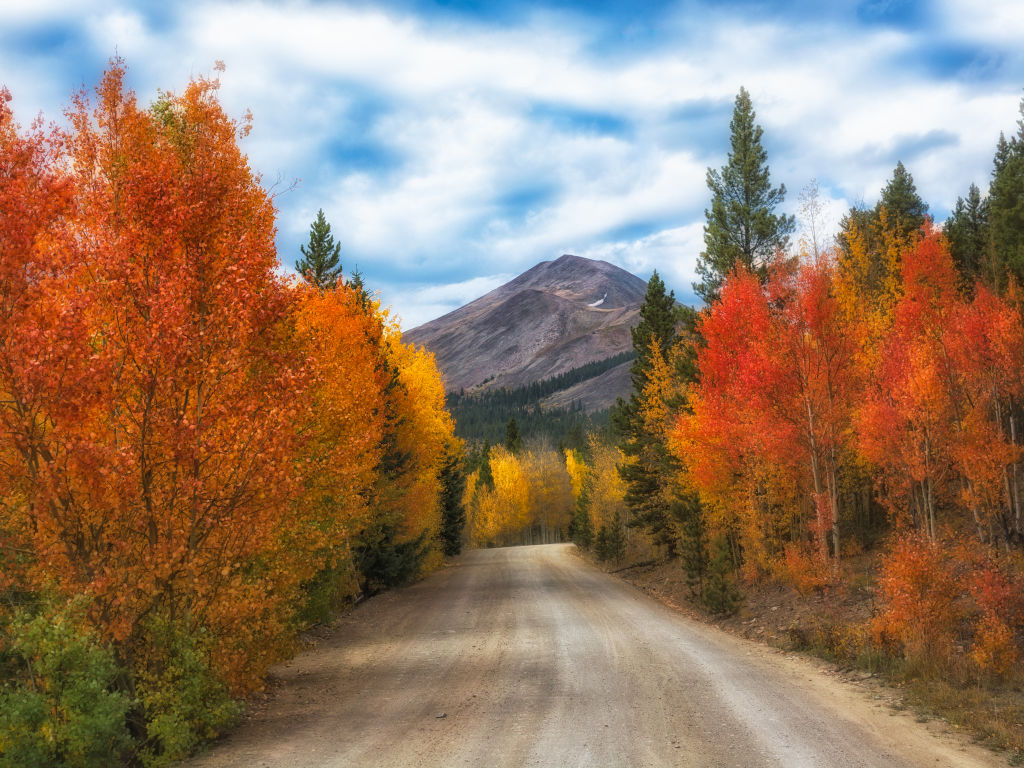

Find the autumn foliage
[[671, 223, 1024, 678], [0, 62, 456, 763]]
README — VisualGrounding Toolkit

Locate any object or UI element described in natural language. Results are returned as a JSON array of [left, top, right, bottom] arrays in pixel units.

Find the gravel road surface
[[188, 544, 1002, 767]]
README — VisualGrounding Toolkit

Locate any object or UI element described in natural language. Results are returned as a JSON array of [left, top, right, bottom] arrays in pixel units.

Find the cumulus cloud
[[1, 0, 1021, 327]]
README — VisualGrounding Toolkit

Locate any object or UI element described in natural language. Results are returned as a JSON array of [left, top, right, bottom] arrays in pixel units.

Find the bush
[[0, 599, 131, 768], [296, 562, 359, 628], [132, 613, 240, 768], [872, 533, 963, 666], [777, 542, 830, 595]]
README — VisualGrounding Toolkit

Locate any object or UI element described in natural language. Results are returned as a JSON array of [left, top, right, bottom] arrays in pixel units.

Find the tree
[[606, 511, 626, 564], [296, 208, 343, 289], [836, 162, 929, 359], [694, 86, 794, 304], [945, 183, 989, 288], [703, 535, 742, 615], [505, 416, 524, 453], [988, 99, 1024, 290], [877, 161, 928, 243], [595, 524, 610, 562], [565, 448, 594, 549], [438, 442, 467, 556], [613, 271, 701, 554]]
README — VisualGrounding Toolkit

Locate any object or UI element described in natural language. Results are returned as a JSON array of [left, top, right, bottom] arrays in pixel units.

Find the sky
[[2, 1, 1023, 328]]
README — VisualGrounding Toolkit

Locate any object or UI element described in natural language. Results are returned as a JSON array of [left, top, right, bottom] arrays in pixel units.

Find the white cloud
[[2, 0, 1021, 328], [384, 272, 516, 329]]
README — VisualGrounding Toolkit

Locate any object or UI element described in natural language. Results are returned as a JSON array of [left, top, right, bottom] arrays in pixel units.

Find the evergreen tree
[[628, 271, 679, 396], [876, 161, 928, 242], [702, 534, 741, 615], [296, 208, 343, 289], [477, 441, 494, 490], [613, 274, 698, 556], [438, 445, 467, 557], [505, 417, 524, 453], [606, 511, 626, 564], [694, 86, 794, 304], [595, 524, 610, 562], [837, 162, 928, 302], [569, 486, 593, 550], [988, 100, 1024, 290], [944, 183, 989, 287], [675, 492, 708, 597]]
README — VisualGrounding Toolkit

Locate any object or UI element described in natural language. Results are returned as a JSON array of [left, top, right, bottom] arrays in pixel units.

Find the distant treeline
[[447, 351, 634, 445]]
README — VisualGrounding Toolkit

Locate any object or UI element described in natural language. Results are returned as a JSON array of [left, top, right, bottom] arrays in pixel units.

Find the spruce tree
[[438, 446, 467, 557], [296, 208, 343, 289], [702, 534, 741, 615], [505, 417, 523, 453], [628, 271, 679, 396], [606, 511, 626, 564], [595, 524, 610, 562], [837, 161, 929, 301], [477, 441, 494, 490], [570, 496, 593, 550], [613, 272, 698, 556], [695, 87, 794, 304], [988, 99, 1024, 289], [876, 161, 928, 242], [945, 183, 989, 287]]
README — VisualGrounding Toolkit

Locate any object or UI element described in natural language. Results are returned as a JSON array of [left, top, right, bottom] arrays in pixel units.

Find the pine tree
[[702, 534, 741, 615], [876, 161, 928, 242], [477, 441, 494, 490], [606, 511, 626, 564], [628, 271, 679, 397], [675, 493, 707, 597], [837, 162, 929, 305], [505, 417, 523, 453], [570, 500, 593, 550], [945, 183, 989, 288], [988, 100, 1024, 290], [595, 524, 610, 562], [613, 273, 696, 555], [695, 87, 794, 304], [296, 208, 343, 289], [438, 445, 467, 557]]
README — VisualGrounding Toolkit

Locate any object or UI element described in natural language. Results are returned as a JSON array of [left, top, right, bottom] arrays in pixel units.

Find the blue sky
[[2, 1, 1022, 327]]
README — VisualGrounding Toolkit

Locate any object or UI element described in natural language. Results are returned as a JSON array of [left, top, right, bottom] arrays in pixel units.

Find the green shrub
[[133, 613, 240, 768], [0, 599, 131, 768], [296, 561, 358, 628]]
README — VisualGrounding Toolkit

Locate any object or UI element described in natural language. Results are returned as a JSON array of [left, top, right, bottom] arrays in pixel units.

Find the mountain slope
[[404, 254, 646, 407]]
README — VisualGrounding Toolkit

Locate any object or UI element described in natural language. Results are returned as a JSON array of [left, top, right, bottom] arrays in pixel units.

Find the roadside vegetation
[[0, 62, 465, 766], [472, 88, 1024, 762], [4, 55, 1024, 766]]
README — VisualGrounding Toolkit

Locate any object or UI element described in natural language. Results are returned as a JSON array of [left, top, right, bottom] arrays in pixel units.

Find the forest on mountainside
[[446, 351, 633, 444]]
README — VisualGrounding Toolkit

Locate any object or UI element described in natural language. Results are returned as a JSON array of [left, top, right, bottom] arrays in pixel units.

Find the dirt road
[[188, 544, 1002, 767]]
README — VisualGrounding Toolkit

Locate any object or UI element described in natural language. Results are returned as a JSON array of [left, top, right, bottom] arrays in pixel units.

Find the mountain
[[403, 254, 646, 415]]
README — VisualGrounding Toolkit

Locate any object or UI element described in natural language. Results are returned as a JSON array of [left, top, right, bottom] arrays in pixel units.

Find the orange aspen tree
[[0, 87, 76, 595], [286, 282, 387, 610], [5, 63, 308, 691]]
